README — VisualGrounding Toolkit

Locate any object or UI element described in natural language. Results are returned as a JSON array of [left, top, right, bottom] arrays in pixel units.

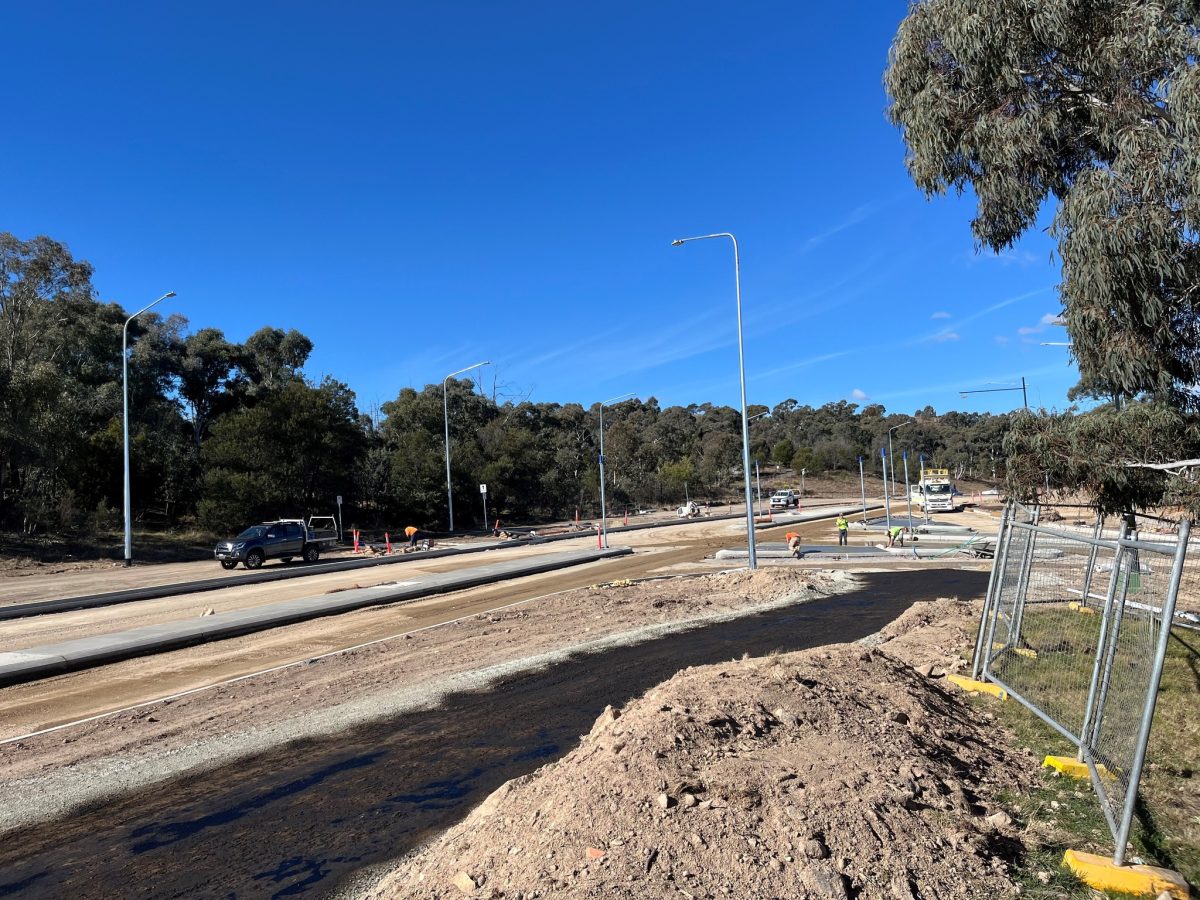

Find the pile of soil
[[363, 601, 1034, 899]]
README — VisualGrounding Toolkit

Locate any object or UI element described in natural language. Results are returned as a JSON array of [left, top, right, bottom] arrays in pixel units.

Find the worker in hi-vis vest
[[835, 515, 849, 546], [785, 531, 802, 557], [887, 525, 905, 548]]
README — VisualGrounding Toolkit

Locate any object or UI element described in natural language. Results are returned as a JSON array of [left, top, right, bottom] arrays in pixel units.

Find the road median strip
[[0, 546, 632, 686]]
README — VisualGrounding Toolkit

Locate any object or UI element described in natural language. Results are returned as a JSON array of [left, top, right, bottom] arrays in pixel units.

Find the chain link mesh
[[977, 506, 1186, 861]]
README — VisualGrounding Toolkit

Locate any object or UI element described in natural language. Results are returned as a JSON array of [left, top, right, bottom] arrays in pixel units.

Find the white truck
[[910, 468, 957, 513]]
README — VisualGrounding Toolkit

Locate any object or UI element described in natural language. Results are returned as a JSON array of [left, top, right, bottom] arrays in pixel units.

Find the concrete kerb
[[0, 546, 633, 687]]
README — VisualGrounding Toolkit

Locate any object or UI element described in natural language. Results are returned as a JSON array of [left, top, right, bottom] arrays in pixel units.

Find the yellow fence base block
[[945, 674, 1008, 700], [1063, 849, 1191, 899], [990, 642, 1039, 659], [1041, 755, 1112, 780]]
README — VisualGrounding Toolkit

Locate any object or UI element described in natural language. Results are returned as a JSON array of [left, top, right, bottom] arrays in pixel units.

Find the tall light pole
[[857, 455, 868, 522], [672, 232, 757, 569], [598, 392, 636, 549], [746, 409, 768, 516], [443, 360, 490, 532], [887, 421, 911, 499], [123, 291, 176, 567]]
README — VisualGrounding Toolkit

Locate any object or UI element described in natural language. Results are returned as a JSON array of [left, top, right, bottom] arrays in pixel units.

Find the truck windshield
[[926, 484, 952, 495], [237, 526, 268, 539]]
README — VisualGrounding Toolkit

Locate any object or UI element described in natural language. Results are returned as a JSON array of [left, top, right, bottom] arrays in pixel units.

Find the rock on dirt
[[359, 604, 1034, 899]]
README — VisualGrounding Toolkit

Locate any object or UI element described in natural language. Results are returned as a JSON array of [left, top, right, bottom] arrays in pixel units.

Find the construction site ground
[[4, 501, 1123, 900], [0, 565, 999, 899]]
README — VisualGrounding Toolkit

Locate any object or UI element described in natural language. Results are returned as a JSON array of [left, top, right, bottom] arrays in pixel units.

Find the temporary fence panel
[[971, 503, 1190, 866]]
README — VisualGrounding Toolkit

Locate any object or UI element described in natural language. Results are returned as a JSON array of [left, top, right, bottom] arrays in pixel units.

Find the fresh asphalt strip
[[0, 546, 633, 687], [0, 503, 879, 621]]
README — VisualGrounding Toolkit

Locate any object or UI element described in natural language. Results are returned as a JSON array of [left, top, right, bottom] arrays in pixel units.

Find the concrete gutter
[[0, 546, 633, 687]]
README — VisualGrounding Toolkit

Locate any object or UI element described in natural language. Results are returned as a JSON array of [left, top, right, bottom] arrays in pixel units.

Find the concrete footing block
[[1063, 849, 1190, 899]]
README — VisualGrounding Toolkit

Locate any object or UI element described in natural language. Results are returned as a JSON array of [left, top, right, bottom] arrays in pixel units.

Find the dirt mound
[[861, 596, 981, 672], [363, 633, 1034, 899]]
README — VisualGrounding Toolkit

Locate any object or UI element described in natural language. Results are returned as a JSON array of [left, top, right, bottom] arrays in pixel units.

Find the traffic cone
[[353, 530, 359, 553], [575, 508, 579, 526], [385, 532, 392, 554]]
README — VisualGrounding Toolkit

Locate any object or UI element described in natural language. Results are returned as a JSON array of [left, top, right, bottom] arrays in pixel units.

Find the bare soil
[[0, 568, 847, 817], [361, 598, 1038, 900]]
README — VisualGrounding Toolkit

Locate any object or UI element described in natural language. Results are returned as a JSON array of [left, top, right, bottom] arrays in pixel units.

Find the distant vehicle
[[677, 501, 701, 518], [770, 489, 800, 511], [214, 516, 339, 569], [910, 468, 957, 513], [980, 488, 1001, 497]]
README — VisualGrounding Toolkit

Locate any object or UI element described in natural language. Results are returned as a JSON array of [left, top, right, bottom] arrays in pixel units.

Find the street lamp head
[[163, 291, 177, 299], [671, 239, 685, 247]]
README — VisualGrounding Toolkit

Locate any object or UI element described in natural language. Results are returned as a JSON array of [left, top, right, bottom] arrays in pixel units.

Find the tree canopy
[[0, 233, 1021, 540], [886, 1, 1200, 512]]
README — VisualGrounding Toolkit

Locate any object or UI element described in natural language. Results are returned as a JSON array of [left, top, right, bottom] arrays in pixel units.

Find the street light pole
[[672, 232, 757, 569], [598, 392, 636, 549], [857, 455, 868, 522], [443, 360, 490, 532], [755, 460, 762, 516], [887, 421, 911, 499], [123, 291, 176, 567], [745, 410, 768, 518], [881, 447, 891, 534], [903, 450, 913, 528]]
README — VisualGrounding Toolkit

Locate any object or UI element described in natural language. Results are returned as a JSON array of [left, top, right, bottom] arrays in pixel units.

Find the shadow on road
[[0, 569, 986, 899]]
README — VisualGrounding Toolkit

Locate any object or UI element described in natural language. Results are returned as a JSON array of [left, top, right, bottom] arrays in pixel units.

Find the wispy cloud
[[516, 324, 628, 370], [801, 203, 877, 253], [753, 349, 856, 381], [967, 248, 1043, 268], [1016, 312, 1065, 337], [908, 288, 1047, 345], [932, 332, 960, 342], [930, 311, 951, 320], [851, 388, 870, 401]]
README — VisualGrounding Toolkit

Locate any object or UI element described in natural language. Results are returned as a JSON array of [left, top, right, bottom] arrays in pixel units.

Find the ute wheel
[[220, 560, 238, 570], [303, 544, 320, 564], [245, 550, 265, 569]]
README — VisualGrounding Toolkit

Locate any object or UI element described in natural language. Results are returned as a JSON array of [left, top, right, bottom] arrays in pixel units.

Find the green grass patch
[[976, 625, 1200, 896]]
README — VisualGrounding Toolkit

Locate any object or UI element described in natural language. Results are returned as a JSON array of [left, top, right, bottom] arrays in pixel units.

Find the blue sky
[[4, 2, 1077, 416]]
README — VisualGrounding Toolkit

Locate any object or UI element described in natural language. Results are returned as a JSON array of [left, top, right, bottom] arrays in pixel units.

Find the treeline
[[0, 233, 1012, 536]]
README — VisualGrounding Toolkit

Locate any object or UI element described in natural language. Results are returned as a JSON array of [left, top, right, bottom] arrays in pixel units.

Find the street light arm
[[124, 291, 176, 332], [601, 391, 636, 408], [444, 360, 491, 385], [672, 232, 736, 245]]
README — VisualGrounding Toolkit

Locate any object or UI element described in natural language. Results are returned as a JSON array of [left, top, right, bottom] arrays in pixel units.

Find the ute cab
[[770, 489, 799, 511]]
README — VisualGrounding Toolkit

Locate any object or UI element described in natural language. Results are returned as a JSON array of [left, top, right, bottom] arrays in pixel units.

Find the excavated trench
[[0, 569, 985, 900]]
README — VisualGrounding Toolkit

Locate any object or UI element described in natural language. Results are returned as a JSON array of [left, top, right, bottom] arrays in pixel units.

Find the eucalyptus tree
[[886, 0, 1200, 507]]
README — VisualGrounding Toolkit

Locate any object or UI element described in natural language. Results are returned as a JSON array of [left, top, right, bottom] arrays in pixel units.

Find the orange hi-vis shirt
[[404, 526, 419, 537]]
